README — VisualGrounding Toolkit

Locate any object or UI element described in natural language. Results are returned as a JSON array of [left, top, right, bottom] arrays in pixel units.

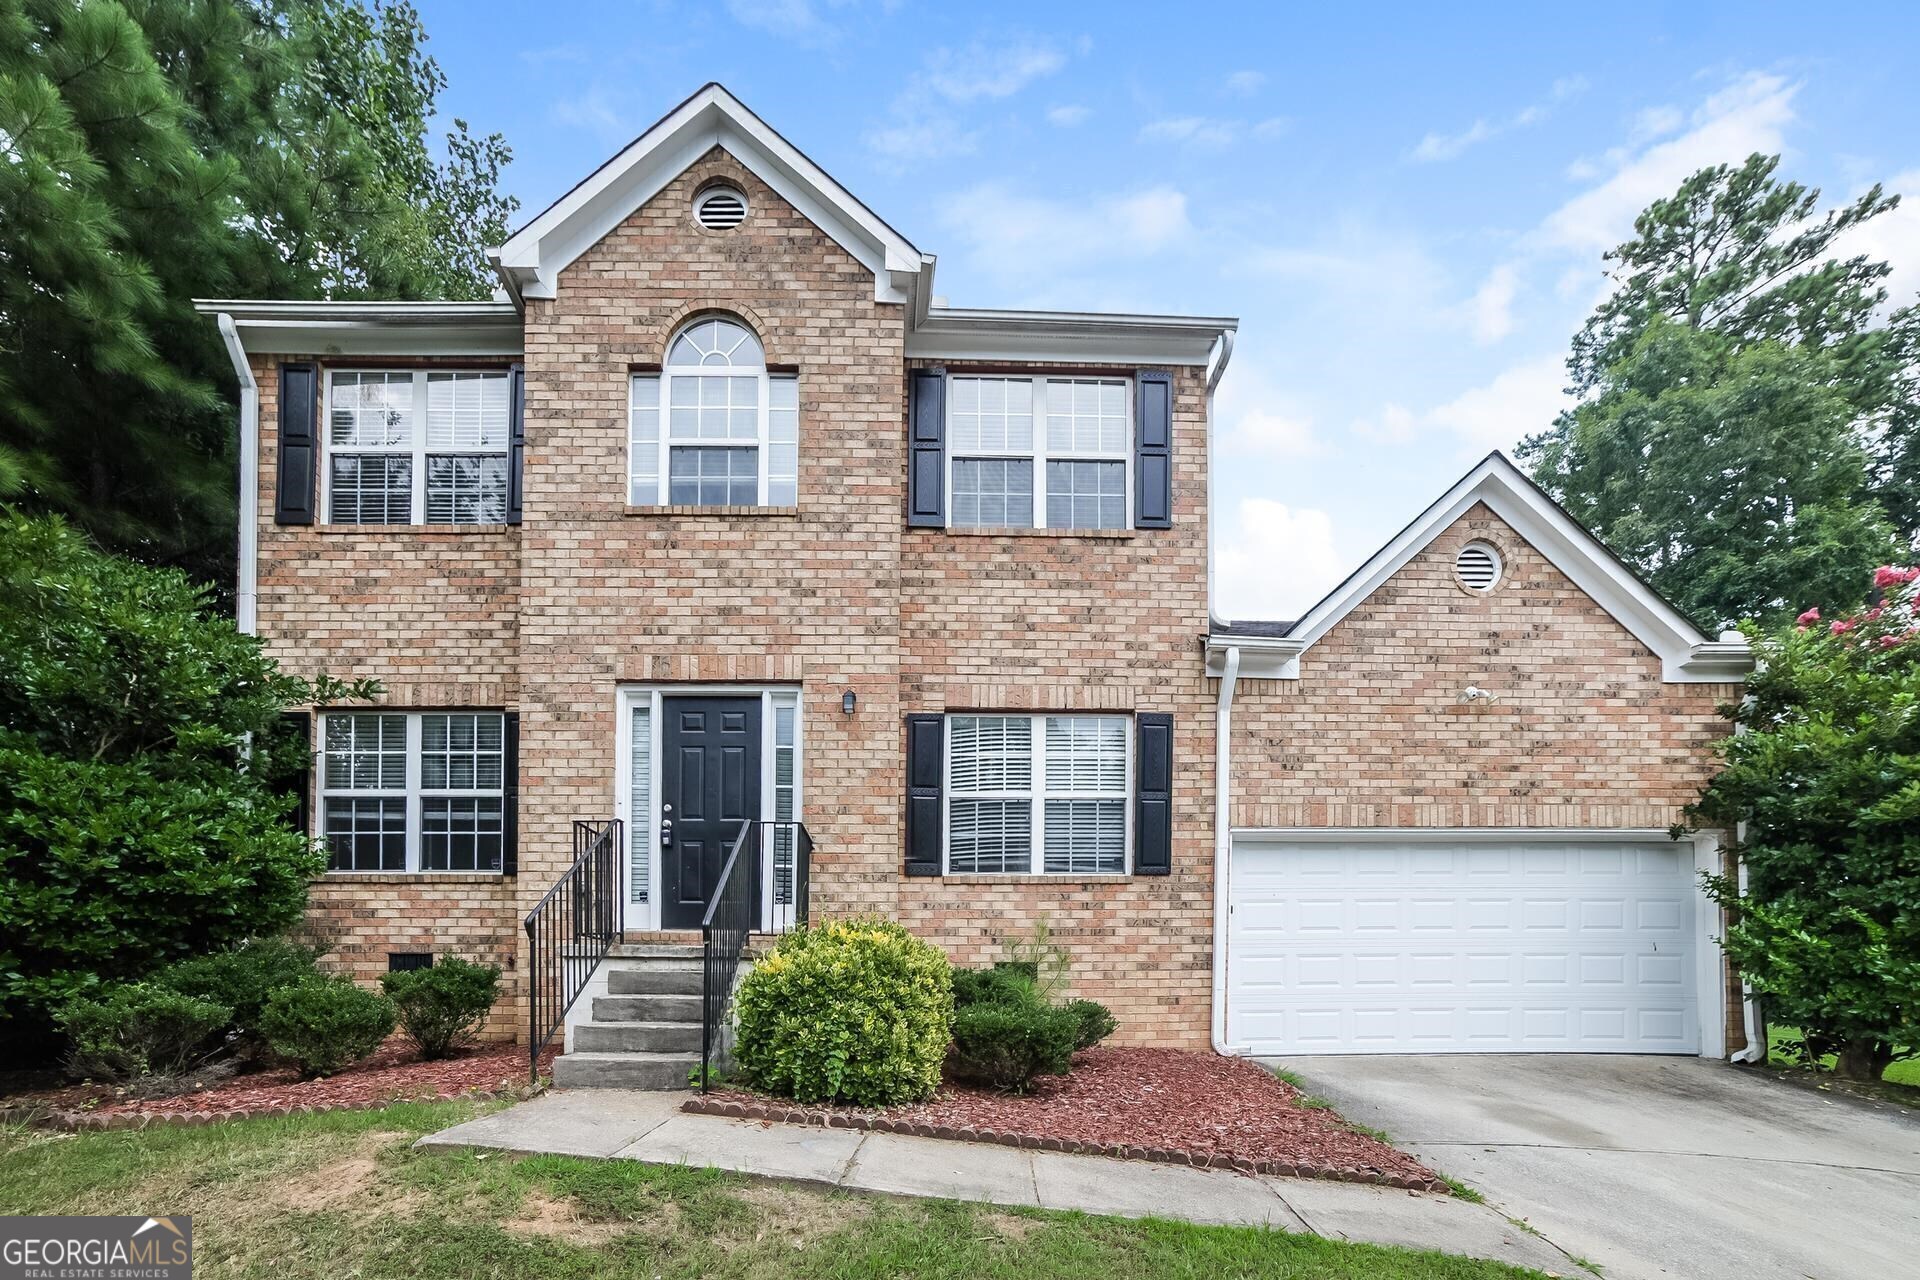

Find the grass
[[0, 1098, 1558, 1280], [1766, 1025, 1920, 1087]]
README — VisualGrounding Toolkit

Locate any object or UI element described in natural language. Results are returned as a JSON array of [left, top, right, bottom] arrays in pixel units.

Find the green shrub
[[951, 964, 1033, 1009], [733, 919, 953, 1106], [156, 938, 325, 1045], [57, 983, 231, 1081], [1063, 998, 1118, 1051], [948, 986, 1078, 1092], [257, 978, 395, 1077], [380, 957, 500, 1060]]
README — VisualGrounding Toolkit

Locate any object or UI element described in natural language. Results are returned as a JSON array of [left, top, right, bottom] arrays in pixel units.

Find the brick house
[[199, 85, 1755, 1083]]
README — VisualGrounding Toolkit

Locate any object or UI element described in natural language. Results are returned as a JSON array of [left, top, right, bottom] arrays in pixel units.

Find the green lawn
[[1767, 1025, 1920, 1086], [0, 1100, 1552, 1280]]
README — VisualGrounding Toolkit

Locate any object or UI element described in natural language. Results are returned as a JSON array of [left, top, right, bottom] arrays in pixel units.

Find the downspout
[[1205, 329, 1236, 629], [1210, 643, 1241, 1056], [1729, 851, 1765, 1062], [216, 314, 258, 636]]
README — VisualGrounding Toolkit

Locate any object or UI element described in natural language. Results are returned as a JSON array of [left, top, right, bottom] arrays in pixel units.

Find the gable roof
[[1207, 451, 1752, 683], [491, 83, 929, 307]]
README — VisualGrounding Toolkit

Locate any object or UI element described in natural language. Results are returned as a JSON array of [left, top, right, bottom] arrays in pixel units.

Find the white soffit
[[191, 300, 523, 357], [490, 83, 924, 306], [1207, 452, 1753, 683], [906, 307, 1236, 367]]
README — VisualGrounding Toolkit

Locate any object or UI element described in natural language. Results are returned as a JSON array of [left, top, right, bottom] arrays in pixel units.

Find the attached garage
[[1226, 832, 1715, 1055]]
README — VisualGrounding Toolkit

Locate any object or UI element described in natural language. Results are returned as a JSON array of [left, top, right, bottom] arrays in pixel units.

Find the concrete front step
[[607, 967, 703, 996], [552, 1050, 697, 1090], [572, 1019, 702, 1053], [608, 942, 703, 960], [592, 993, 701, 1023]]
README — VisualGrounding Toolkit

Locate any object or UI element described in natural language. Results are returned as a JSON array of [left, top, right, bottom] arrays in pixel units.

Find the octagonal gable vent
[[695, 186, 748, 230], [1455, 541, 1502, 592]]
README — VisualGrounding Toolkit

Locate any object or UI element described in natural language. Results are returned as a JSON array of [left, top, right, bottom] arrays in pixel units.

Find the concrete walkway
[[417, 1090, 1573, 1273]]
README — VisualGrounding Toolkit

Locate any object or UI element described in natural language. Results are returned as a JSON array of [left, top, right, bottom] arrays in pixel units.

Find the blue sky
[[418, 1, 1920, 619]]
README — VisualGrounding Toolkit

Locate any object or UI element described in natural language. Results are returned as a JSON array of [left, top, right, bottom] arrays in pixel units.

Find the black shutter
[[505, 363, 525, 525], [907, 368, 946, 527], [1134, 713, 1173, 875], [276, 362, 319, 525], [501, 711, 520, 876], [904, 713, 943, 875], [281, 710, 312, 836], [1134, 370, 1173, 530]]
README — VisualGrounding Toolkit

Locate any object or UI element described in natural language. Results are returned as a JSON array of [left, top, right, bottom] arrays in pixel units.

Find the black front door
[[660, 696, 761, 929]]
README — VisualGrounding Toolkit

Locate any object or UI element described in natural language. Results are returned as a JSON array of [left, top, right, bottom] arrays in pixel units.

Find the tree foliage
[[1524, 154, 1920, 627], [0, 0, 516, 582], [0, 511, 378, 1044], [1685, 564, 1920, 1081]]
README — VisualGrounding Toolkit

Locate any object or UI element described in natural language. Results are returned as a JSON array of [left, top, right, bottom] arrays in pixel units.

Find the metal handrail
[[524, 819, 624, 1080], [700, 819, 811, 1090]]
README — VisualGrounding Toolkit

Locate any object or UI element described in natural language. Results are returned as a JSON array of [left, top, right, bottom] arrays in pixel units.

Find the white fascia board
[[1231, 826, 1679, 844], [1273, 452, 1752, 684], [1205, 635, 1300, 679], [193, 300, 524, 357], [492, 85, 920, 305], [907, 308, 1236, 367]]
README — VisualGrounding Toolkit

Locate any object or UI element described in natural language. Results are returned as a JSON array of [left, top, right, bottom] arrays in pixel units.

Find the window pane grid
[[329, 455, 412, 524], [326, 370, 506, 526], [329, 372, 413, 447], [946, 375, 1130, 531], [630, 375, 660, 502], [425, 372, 509, 448], [946, 714, 1127, 875], [1045, 379, 1129, 454], [322, 711, 505, 874], [425, 455, 508, 524], [949, 799, 1033, 874], [668, 445, 759, 506], [951, 458, 1034, 528], [949, 377, 1033, 452], [636, 321, 785, 506], [1045, 460, 1126, 531]]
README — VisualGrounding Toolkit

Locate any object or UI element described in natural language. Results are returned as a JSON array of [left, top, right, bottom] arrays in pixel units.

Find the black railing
[[701, 819, 811, 1090], [525, 819, 624, 1080]]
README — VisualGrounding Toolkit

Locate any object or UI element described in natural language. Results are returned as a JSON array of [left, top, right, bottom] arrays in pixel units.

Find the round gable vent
[[1455, 541, 1503, 593], [695, 186, 748, 230]]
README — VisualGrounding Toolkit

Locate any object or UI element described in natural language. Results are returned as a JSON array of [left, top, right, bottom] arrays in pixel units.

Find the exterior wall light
[[842, 689, 857, 715]]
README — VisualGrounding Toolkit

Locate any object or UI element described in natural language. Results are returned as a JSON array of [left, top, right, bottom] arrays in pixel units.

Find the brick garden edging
[[681, 1094, 1448, 1192], [0, 1082, 537, 1133]]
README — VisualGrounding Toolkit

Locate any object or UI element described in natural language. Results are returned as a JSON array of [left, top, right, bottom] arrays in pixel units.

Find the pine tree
[[0, 0, 516, 584]]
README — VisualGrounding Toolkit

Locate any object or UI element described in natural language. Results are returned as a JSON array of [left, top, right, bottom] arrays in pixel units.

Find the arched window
[[629, 316, 797, 507]]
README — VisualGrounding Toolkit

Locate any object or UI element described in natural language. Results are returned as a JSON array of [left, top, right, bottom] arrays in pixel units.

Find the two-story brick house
[[201, 85, 1756, 1083]]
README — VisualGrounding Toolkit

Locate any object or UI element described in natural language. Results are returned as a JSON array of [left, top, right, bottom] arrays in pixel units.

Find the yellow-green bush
[[733, 920, 953, 1106]]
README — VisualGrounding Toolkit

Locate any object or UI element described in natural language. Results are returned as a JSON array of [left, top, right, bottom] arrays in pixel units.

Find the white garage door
[[1227, 835, 1701, 1054]]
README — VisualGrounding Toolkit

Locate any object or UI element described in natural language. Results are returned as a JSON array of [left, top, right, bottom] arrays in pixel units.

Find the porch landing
[[414, 1090, 1569, 1273]]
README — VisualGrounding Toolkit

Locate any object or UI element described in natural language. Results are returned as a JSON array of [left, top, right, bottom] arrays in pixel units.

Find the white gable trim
[[1207, 452, 1752, 683], [491, 84, 924, 306]]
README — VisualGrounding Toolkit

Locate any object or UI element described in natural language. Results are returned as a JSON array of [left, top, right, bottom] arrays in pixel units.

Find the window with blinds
[[326, 369, 510, 525], [946, 714, 1129, 875], [947, 375, 1130, 530], [322, 710, 506, 873]]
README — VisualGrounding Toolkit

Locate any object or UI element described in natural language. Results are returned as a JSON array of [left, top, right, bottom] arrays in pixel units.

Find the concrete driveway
[[1264, 1055, 1920, 1280]]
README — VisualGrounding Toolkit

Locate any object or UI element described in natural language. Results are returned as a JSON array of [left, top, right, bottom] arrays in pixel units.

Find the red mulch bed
[[0, 1038, 555, 1131], [686, 1046, 1441, 1190]]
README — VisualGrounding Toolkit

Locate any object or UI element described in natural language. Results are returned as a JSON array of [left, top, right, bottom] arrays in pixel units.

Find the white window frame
[[320, 368, 512, 526], [941, 713, 1133, 876], [944, 374, 1132, 531], [320, 710, 506, 875], [628, 318, 798, 507], [614, 685, 804, 930]]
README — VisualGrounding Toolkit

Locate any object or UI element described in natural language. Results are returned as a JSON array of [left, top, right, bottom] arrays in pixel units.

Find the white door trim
[[614, 683, 803, 932], [1226, 826, 1729, 1058]]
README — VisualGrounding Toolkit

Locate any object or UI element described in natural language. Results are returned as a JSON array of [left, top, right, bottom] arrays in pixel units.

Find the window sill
[[931, 526, 1136, 540], [317, 872, 508, 885], [624, 505, 802, 518], [310, 524, 514, 536], [933, 874, 1136, 885]]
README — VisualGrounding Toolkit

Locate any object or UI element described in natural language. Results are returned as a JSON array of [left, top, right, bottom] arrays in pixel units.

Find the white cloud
[[1141, 115, 1288, 150], [1353, 402, 1418, 445], [1536, 72, 1798, 257], [940, 183, 1193, 280], [1631, 104, 1685, 141], [924, 40, 1065, 102], [1217, 499, 1348, 620], [1464, 263, 1519, 343], [1046, 104, 1090, 127], [1838, 168, 1920, 311], [1422, 355, 1571, 451], [1224, 70, 1267, 98], [1411, 77, 1585, 162], [866, 118, 977, 163], [550, 86, 628, 140], [725, 0, 849, 46], [1216, 366, 1322, 460]]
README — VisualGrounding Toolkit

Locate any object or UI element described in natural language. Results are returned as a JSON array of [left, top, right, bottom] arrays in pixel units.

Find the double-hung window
[[630, 316, 798, 507], [326, 369, 511, 524], [948, 375, 1130, 530], [322, 711, 506, 873], [945, 714, 1130, 874]]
